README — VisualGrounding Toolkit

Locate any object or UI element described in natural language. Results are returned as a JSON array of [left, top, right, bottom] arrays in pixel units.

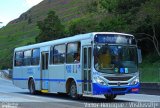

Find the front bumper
[[92, 83, 140, 95]]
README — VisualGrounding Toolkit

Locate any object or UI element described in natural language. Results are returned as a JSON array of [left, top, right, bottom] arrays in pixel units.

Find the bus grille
[[108, 82, 128, 86], [111, 88, 127, 92], [105, 76, 132, 81]]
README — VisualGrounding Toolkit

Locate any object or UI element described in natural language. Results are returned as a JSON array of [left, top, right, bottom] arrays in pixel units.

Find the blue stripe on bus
[[35, 79, 66, 82], [13, 78, 90, 83], [76, 80, 83, 82], [13, 78, 28, 80], [77, 80, 92, 83]]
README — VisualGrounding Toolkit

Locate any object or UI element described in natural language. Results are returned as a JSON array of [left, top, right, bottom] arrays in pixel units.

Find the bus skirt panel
[[92, 83, 140, 95]]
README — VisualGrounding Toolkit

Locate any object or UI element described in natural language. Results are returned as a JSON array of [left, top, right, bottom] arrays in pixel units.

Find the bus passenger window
[[53, 44, 66, 64], [32, 48, 40, 65], [15, 51, 24, 66], [67, 42, 81, 63], [24, 50, 32, 66], [50, 47, 53, 64], [74, 52, 80, 63]]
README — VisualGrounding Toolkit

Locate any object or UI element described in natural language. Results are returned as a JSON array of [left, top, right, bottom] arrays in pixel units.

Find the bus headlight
[[94, 77, 107, 86], [130, 77, 139, 85]]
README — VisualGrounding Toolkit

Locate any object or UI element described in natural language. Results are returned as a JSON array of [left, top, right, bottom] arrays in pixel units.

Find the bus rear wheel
[[29, 79, 36, 95], [69, 81, 78, 99], [104, 94, 117, 101]]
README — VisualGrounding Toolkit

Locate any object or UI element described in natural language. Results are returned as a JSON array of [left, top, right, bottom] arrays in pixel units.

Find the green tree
[[97, 15, 129, 33], [36, 11, 65, 42], [99, 0, 118, 13], [99, 0, 147, 14], [99, 0, 160, 57], [135, 0, 160, 56], [67, 16, 98, 36]]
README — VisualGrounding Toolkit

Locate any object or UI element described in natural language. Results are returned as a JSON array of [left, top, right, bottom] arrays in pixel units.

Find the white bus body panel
[[48, 65, 65, 92]]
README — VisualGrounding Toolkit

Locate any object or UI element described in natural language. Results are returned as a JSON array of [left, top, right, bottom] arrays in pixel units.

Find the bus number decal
[[77, 64, 81, 72], [66, 65, 72, 73]]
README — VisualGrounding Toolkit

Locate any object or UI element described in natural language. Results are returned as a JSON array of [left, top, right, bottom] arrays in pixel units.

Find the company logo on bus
[[117, 82, 121, 86]]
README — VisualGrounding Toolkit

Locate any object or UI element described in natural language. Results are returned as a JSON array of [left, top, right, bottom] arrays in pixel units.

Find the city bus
[[13, 32, 142, 100]]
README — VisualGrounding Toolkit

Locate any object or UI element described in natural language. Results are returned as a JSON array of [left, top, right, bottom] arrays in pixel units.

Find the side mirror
[[137, 49, 142, 63]]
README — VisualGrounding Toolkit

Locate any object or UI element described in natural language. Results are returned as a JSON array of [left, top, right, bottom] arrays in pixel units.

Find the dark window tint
[[50, 47, 53, 64], [32, 48, 40, 65], [42, 53, 48, 70], [24, 50, 31, 66], [15, 52, 23, 59], [15, 51, 23, 66], [67, 42, 81, 63], [53, 44, 66, 64]]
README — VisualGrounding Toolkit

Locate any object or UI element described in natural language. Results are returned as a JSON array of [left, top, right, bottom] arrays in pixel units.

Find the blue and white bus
[[13, 32, 142, 100]]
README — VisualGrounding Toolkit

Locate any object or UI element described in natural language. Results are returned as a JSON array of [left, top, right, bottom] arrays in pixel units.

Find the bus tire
[[104, 94, 117, 101], [69, 81, 78, 99], [29, 79, 36, 95]]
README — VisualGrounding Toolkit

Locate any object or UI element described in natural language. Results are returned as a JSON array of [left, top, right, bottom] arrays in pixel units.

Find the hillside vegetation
[[0, 0, 92, 68]]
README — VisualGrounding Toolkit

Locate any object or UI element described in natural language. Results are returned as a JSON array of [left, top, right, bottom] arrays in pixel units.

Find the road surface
[[0, 77, 160, 108]]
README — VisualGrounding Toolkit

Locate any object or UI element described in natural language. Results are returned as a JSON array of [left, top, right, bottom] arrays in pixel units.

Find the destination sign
[[94, 34, 136, 45]]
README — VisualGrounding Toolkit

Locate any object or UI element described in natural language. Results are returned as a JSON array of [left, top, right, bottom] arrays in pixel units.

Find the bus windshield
[[94, 45, 138, 74]]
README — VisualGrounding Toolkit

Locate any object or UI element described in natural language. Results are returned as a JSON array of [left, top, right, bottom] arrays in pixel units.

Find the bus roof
[[14, 32, 134, 52], [92, 32, 133, 37]]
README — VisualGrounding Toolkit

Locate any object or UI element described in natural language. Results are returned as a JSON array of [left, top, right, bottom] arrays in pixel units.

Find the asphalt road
[[0, 77, 160, 108]]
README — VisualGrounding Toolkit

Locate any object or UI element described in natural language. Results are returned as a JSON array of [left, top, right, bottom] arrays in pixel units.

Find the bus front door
[[41, 52, 49, 91], [83, 46, 92, 94]]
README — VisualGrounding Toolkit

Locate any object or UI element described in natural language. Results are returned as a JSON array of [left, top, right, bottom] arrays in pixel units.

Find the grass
[[140, 67, 160, 82], [0, 21, 38, 68], [139, 54, 160, 82]]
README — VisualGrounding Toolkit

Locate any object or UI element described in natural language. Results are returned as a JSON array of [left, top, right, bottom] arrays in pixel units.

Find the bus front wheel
[[104, 94, 117, 101], [69, 81, 78, 99], [29, 79, 36, 95]]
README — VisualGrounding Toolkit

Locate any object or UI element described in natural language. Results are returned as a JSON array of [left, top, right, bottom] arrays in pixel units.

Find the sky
[[0, 0, 43, 27]]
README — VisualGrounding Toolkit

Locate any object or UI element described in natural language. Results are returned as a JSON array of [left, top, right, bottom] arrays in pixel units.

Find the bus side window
[[53, 44, 66, 64], [67, 42, 81, 63], [32, 48, 40, 65], [50, 47, 53, 64], [24, 50, 32, 66], [15, 51, 24, 66]]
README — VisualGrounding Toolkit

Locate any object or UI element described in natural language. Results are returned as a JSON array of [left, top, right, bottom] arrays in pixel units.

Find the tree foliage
[[35, 0, 160, 57], [98, 0, 160, 56], [67, 15, 99, 36], [36, 11, 65, 42], [135, 0, 160, 56]]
